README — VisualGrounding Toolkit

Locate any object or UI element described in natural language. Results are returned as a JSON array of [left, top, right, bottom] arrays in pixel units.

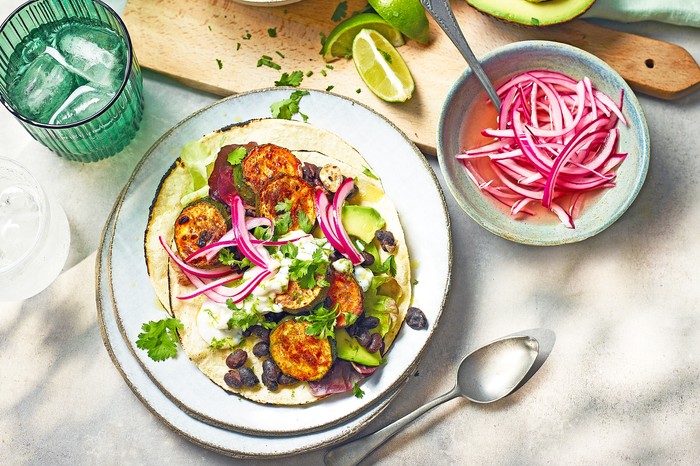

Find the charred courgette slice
[[328, 271, 364, 328], [257, 174, 317, 231], [241, 143, 302, 195], [269, 320, 336, 381], [274, 279, 328, 314], [174, 197, 230, 267]]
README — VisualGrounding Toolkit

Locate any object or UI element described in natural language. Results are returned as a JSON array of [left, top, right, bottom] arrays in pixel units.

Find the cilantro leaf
[[270, 90, 310, 121], [362, 166, 379, 180], [276, 198, 292, 213], [274, 212, 292, 237], [268, 27, 277, 37], [227, 146, 247, 165], [296, 305, 338, 339], [274, 70, 305, 87], [289, 248, 329, 289], [297, 210, 313, 234], [216, 58, 223, 70], [331, 1, 348, 22], [280, 242, 298, 258], [353, 382, 365, 399], [210, 336, 238, 350], [136, 318, 183, 361], [218, 248, 252, 270]]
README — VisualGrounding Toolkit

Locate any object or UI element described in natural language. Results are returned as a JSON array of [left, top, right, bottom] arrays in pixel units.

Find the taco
[[143, 118, 411, 405]]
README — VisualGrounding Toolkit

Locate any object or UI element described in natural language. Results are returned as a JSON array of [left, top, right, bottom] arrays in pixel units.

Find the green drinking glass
[[0, 0, 144, 162]]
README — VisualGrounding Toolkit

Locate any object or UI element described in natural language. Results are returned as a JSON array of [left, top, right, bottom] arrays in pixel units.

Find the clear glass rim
[[0, 156, 49, 274], [0, 0, 135, 130]]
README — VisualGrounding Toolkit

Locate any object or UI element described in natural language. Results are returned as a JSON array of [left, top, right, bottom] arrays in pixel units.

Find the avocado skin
[[466, 0, 596, 27]]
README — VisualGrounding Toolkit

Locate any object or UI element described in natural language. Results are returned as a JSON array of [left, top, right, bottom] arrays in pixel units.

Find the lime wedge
[[352, 28, 415, 102], [322, 13, 405, 63], [368, 0, 430, 44]]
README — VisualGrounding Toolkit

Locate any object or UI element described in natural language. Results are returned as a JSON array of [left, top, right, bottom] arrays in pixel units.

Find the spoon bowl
[[324, 328, 555, 466]]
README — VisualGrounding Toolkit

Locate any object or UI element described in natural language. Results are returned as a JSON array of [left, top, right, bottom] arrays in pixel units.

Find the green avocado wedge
[[466, 0, 596, 27]]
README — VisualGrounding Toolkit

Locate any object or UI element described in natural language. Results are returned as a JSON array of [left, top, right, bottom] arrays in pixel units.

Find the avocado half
[[466, 0, 596, 27]]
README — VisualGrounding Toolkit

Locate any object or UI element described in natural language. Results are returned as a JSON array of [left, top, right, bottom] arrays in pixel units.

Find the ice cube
[[54, 22, 126, 89], [7, 52, 77, 123], [48, 85, 115, 125]]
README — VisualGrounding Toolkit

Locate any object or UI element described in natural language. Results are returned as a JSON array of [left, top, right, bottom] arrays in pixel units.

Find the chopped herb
[[216, 58, 223, 69], [412, 279, 419, 286], [210, 336, 238, 350], [242, 32, 252, 40], [356, 88, 361, 93], [362, 166, 379, 180], [379, 49, 392, 63], [257, 55, 282, 70], [275, 70, 304, 87], [237, 42, 241, 51], [289, 249, 330, 289], [280, 242, 298, 258], [352, 382, 365, 398], [227, 304, 270, 332], [296, 304, 338, 339], [219, 248, 252, 270], [320, 69, 327, 77], [325, 64, 334, 70], [136, 318, 183, 362], [274, 212, 292, 237], [270, 89, 310, 121], [227, 146, 247, 165], [326, 85, 334, 92], [531, 17, 540, 26], [208, 25, 212, 31], [297, 210, 313, 233], [268, 27, 277, 37], [331, 1, 348, 22], [275, 50, 285, 59], [306, 70, 314, 77], [276, 198, 293, 213]]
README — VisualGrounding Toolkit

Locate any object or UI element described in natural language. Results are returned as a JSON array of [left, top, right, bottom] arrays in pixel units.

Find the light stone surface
[[1, 1, 700, 464]]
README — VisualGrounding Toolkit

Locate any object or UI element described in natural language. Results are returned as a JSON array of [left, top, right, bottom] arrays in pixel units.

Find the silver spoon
[[324, 328, 555, 466], [419, 0, 502, 110]]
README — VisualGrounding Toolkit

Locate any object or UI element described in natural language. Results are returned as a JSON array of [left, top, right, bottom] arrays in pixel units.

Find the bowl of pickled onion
[[437, 40, 649, 245]]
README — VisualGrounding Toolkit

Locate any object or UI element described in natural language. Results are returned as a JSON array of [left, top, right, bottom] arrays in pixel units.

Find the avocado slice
[[341, 205, 386, 243], [467, 0, 595, 26], [335, 329, 382, 366]]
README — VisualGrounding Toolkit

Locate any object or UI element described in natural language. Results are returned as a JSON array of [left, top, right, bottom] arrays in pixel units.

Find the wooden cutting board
[[122, 0, 700, 154]]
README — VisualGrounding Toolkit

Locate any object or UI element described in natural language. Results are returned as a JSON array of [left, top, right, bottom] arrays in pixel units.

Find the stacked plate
[[97, 89, 452, 458]]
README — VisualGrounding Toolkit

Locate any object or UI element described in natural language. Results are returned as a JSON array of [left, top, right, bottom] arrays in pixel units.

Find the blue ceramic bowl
[[437, 41, 649, 246]]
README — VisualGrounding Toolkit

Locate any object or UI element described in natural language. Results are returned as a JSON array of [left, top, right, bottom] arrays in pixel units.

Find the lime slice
[[368, 0, 430, 44], [322, 13, 405, 63], [352, 28, 415, 102]]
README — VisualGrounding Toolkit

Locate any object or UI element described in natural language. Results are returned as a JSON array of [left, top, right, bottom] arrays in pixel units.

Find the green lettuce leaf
[[179, 139, 218, 206]]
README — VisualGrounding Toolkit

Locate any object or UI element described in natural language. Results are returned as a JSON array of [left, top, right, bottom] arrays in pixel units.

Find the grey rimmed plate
[[438, 41, 649, 246], [104, 89, 451, 438]]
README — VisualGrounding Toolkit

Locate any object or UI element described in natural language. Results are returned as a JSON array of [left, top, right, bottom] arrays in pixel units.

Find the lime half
[[368, 0, 430, 44], [352, 28, 414, 102], [322, 13, 405, 62]]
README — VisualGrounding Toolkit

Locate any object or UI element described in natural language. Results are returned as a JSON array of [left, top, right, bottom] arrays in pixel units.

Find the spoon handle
[[419, 0, 501, 110], [324, 385, 461, 466]]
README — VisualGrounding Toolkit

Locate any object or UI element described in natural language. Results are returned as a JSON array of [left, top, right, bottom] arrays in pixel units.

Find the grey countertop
[[2, 1, 700, 464]]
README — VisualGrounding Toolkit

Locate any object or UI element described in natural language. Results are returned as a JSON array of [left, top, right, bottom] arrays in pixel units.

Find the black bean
[[262, 359, 282, 391], [358, 316, 380, 330], [360, 251, 375, 267], [249, 325, 270, 343], [366, 333, 383, 353], [238, 367, 259, 387], [329, 250, 343, 262], [224, 370, 243, 389], [277, 373, 299, 386], [301, 162, 320, 184], [226, 349, 247, 369], [265, 311, 286, 323], [356, 328, 372, 348], [375, 229, 397, 254], [345, 323, 359, 337], [253, 342, 270, 358], [406, 307, 428, 330]]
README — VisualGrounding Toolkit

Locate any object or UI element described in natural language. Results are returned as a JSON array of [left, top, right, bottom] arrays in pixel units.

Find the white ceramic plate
[[107, 89, 451, 436], [98, 191, 409, 458]]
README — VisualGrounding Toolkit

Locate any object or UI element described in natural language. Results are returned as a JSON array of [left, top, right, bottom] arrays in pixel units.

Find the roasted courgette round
[[328, 271, 364, 328], [274, 279, 328, 314], [174, 197, 230, 267], [269, 320, 335, 381], [241, 143, 302, 195], [257, 174, 317, 231]]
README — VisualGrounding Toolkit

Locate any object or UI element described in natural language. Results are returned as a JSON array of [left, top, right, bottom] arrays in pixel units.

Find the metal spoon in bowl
[[324, 328, 555, 466], [419, 0, 502, 111]]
